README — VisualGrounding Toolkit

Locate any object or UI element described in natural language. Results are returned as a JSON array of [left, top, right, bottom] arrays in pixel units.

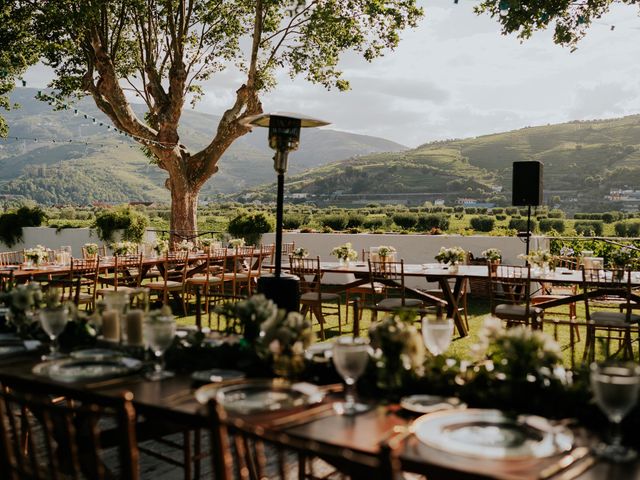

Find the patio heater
[[241, 112, 329, 312]]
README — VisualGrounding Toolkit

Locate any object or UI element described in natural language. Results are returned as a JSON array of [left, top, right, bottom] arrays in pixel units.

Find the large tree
[[2, 0, 422, 238], [476, 0, 639, 49]]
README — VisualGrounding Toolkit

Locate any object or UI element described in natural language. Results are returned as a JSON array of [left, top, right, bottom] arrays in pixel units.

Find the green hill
[[0, 88, 407, 204], [240, 116, 640, 210]]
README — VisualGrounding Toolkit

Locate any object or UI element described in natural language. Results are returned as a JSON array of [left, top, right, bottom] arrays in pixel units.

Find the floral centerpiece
[[291, 247, 309, 259], [377, 245, 397, 260], [200, 238, 220, 252], [111, 241, 137, 256], [462, 317, 567, 414], [0, 283, 43, 335], [176, 239, 194, 252], [559, 246, 575, 257], [519, 249, 552, 272], [435, 246, 466, 272], [217, 295, 313, 378], [481, 248, 502, 273], [609, 246, 633, 269], [228, 238, 245, 249], [153, 238, 169, 256], [331, 242, 358, 265], [84, 243, 99, 257], [24, 245, 48, 266], [369, 312, 425, 392]]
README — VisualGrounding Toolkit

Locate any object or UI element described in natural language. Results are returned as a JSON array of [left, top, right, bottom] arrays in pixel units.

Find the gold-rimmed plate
[[412, 409, 573, 460]]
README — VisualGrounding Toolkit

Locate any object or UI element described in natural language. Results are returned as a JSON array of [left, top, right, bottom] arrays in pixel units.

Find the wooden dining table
[[1, 349, 637, 480]]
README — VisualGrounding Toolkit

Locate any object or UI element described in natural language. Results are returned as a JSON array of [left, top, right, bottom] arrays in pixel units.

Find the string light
[[32, 89, 177, 149]]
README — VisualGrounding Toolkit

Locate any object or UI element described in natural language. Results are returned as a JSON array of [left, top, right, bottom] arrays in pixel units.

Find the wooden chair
[[488, 264, 543, 329], [531, 256, 579, 320], [367, 259, 424, 323], [97, 254, 143, 298], [208, 397, 393, 480], [0, 251, 24, 266], [185, 248, 226, 317], [0, 377, 139, 480], [290, 256, 342, 340], [345, 249, 385, 328], [582, 267, 640, 362], [49, 257, 100, 311], [145, 251, 189, 314], [221, 247, 254, 297]]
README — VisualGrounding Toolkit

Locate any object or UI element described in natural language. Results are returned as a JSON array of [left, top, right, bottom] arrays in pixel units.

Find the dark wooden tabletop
[[1, 352, 637, 479]]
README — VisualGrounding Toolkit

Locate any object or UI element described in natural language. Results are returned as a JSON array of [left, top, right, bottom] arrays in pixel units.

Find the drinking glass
[[332, 337, 370, 415], [590, 361, 640, 462], [422, 317, 454, 356], [143, 316, 176, 380], [40, 306, 70, 360]]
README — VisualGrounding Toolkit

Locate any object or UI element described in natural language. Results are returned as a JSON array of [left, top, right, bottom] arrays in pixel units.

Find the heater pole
[[274, 170, 285, 277]]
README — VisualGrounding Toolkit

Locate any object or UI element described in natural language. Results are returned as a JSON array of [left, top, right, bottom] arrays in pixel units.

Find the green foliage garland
[[0, 206, 46, 247], [93, 205, 149, 243]]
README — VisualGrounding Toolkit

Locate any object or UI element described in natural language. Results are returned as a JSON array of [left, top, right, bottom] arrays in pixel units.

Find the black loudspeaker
[[512, 161, 543, 206]]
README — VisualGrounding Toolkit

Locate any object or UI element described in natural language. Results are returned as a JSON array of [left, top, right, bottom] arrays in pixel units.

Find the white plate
[[195, 379, 324, 412], [412, 409, 573, 460], [400, 394, 464, 414], [33, 356, 142, 383]]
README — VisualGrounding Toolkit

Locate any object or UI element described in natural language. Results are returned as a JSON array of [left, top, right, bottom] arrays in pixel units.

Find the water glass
[[590, 361, 640, 462], [422, 317, 454, 356], [40, 306, 70, 360], [143, 316, 176, 380], [332, 337, 371, 415]]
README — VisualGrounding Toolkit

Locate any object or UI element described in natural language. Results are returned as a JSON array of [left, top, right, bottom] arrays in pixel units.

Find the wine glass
[[332, 337, 370, 415], [143, 316, 176, 380], [40, 306, 70, 360], [590, 361, 640, 462], [422, 317, 454, 356]]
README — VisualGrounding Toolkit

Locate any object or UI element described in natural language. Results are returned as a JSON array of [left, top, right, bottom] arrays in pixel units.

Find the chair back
[[62, 257, 100, 306], [488, 264, 532, 316], [208, 397, 386, 480], [82, 245, 107, 259], [0, 377, 139, 480], [113, 254, 144, 289], [0, 251, 24, 266], [582, 267, 634, 321], [289, 256, 322, 294], [162, 250, 189, 283], [368, 259, 408, 302]]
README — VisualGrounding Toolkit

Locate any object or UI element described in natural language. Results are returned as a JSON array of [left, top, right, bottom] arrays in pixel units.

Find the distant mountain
[[0, 88, 407, 204], [241, 115, 640, 211]]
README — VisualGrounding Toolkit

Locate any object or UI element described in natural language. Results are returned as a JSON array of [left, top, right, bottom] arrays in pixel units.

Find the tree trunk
[[168, 174, 199, 245]]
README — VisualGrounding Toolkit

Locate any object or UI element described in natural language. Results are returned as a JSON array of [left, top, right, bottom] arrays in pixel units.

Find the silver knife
[[538, 447, 590, 479]]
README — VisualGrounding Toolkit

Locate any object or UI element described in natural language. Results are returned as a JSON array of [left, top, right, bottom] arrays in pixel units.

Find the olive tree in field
[[476, 0, 638, 48], [1, 0, 422, 239]]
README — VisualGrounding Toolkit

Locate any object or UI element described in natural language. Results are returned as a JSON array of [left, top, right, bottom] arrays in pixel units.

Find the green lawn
[[174, 294, 627, 369]]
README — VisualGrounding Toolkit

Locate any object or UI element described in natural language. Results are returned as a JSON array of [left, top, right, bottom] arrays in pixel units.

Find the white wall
[[1, 227, 157, 257], [262, 233, 549, 287]]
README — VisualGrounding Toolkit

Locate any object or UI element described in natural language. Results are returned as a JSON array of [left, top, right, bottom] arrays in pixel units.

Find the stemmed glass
[[590, 361, 640, 462], [422, 317, 454, 356], [143, 316, 176, 380], [40, 306, 70, 360], [332, 337, 371, 415]]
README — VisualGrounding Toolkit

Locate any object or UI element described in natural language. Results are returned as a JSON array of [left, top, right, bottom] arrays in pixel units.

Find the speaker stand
[[525, 205, 532, 256]]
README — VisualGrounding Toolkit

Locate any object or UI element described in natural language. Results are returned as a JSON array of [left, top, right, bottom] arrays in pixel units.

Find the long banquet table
[[0, 350, 637, 480]]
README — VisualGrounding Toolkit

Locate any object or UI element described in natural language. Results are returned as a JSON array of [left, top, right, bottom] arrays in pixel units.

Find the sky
[[22, 0, 640, 148]]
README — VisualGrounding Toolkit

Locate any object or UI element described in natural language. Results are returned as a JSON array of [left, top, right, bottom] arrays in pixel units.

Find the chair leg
[[183, 430, 192, 480]]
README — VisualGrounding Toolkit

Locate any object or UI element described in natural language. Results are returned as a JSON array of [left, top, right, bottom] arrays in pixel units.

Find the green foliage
[[392, 212, 418, 230], [508, 218, 538, 233], [346, 213, 365, 229], [539, 219, 565, 234], [363, 216, 387, 230], [282, 213, 306, 230], [548, 210, 564, 219], [93, 206, 149, 243], [227, 211, 274, 246], [319, 214, 348, 231], [415, 214, 450, 232], [614, 222, 640, 237], [574, 220, 603, 237], [0, 206, 46, 247], [469, 216, 495, 232]]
